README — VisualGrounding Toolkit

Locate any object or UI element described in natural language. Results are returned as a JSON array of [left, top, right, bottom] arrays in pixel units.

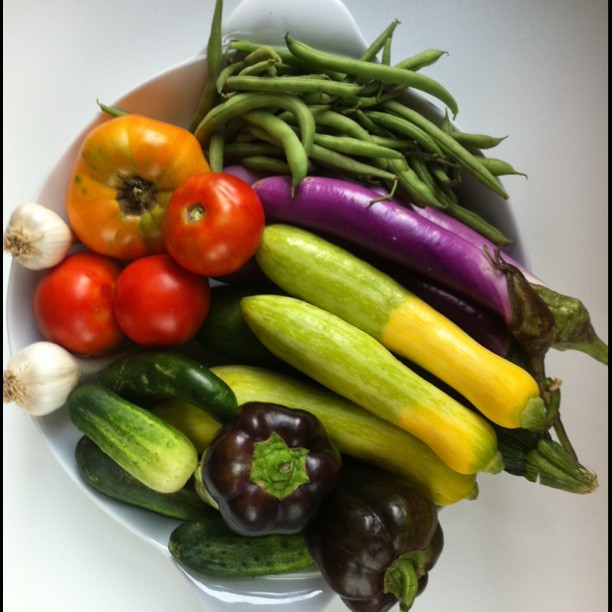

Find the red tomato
[[162, 172, 265, 277], [113, 254, 210, 347], [33, 252, 126, 356]]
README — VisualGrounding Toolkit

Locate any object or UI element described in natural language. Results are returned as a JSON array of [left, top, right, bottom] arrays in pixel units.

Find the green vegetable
[[193, 284, 290, 370], [75, 435, 213, 519], [168, 515, 314, 577], [68, 383, 198, 493], [255, 225, 546, 431], [210, 364, 477, 506], [240, 294, 502, 476], [97, 350, 239, 423]]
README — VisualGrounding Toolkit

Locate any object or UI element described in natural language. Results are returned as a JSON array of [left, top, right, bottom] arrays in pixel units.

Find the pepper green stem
[[250, 432, 310, 500], [384, 551, 426, 611], [524, 439, 599, 494]]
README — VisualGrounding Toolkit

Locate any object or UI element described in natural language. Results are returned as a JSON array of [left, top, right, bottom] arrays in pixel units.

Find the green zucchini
[[240, 294, 502, 476], [168, 515, 314, 577], [194, 284, 289, 369], [211, 364, 477, 506], [68, 383, 198, 493], [97, 350, 239, 423], [75, 436, 215, 519]]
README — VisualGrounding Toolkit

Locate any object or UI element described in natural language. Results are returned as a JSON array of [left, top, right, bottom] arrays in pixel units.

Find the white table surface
[[3, 1, 608, 611]]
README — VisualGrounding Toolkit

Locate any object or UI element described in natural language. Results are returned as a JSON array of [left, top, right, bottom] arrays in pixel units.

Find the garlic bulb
[[3, 202, 74, 269], [3, 342, 81, 416], [3, 341, 129, 416]]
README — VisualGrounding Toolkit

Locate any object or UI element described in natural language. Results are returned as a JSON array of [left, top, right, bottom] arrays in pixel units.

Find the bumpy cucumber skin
[[169, 516, 314, 577], [68, 383, 198, 494], [75, 436, 214, 520], [97, 350, 239, 423]]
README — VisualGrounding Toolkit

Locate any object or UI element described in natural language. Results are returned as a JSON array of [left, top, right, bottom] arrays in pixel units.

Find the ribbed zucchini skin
[[75, 436, 214, 520], [68, 384, 198, 493], [168, 516, 314, 577], [97, 350, 239, 423], [211, 365, 477, 506]]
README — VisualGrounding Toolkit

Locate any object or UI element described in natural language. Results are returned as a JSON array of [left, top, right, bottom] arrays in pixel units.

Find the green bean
[[443, 202, 514, 246], [285, 34, 459, 116], [385, 157, 441, 207], [309, 144, 398, 183], [383, 100, 509, 198], [207, 130, 225, 172], [97, 100, 128, 117], [188, 0, 224, 132], [478, 157, 527, 177], [409, 153, 456, 208], [193, 92, 315, 156], [359, 19, 400, 63], [242, 45, 283, 66], [450, 130, 508, 150], [223, 142, 283, 158], [242, 110, 309, 193], [365, 110, 445, 156], [240, 155, 292, 175], [216, 61, 244, 94], [228, 39, 345, 80], [382, 34, 393, 66], [312, 133, 403, 159], [222, 75, 363, 97], [429, 161, 461, 186], [238, 59, 278, 77], [394, 49, 448, 72]]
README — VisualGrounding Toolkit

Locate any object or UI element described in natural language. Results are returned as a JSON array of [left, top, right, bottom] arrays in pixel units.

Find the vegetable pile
[[3, 0, 607, 610]]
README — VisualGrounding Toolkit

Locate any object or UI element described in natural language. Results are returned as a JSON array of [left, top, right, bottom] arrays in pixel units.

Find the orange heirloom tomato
[[65, 114, 210, 260]]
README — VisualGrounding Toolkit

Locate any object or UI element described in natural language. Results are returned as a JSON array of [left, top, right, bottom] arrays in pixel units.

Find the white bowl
[[4, 1, 607, 611]]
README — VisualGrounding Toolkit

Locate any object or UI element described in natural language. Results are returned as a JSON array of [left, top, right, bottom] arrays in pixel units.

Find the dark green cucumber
[[169, 515, 314, 577], [75, 436, 215, 520], [194, 284, 290, 370], [68, 383, 198, 493], [97, 350, 239, 423]]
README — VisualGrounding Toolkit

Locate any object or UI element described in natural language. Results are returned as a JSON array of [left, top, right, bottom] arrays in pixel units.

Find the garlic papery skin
[[3, 342, 80, 416], [3, 202, 74, 270]]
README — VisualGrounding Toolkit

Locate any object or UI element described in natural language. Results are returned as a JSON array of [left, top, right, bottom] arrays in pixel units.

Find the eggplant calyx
[[251, 432, 310, 500], [530, 284, 608, 366], [384, 550, 428, 611]]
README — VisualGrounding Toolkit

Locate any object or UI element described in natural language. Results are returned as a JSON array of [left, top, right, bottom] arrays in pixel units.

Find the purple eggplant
[[252, 175, 607, 365]]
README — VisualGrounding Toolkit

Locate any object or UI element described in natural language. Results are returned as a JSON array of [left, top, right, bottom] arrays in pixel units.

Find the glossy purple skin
[[411, 205, 543, 286], [253, 175, 518, 323]]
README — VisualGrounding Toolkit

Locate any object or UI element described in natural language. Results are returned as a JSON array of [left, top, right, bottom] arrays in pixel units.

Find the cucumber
[[193, 284, 289, 369], [97, 350, 239, 423], [68, 383, 198, 493], [168, 515, 314, 577], [75, 436, 215, 520], [211, 365, 477, 506]]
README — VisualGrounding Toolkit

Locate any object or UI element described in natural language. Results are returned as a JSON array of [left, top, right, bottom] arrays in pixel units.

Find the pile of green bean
[[190, 17, 525, 244]]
